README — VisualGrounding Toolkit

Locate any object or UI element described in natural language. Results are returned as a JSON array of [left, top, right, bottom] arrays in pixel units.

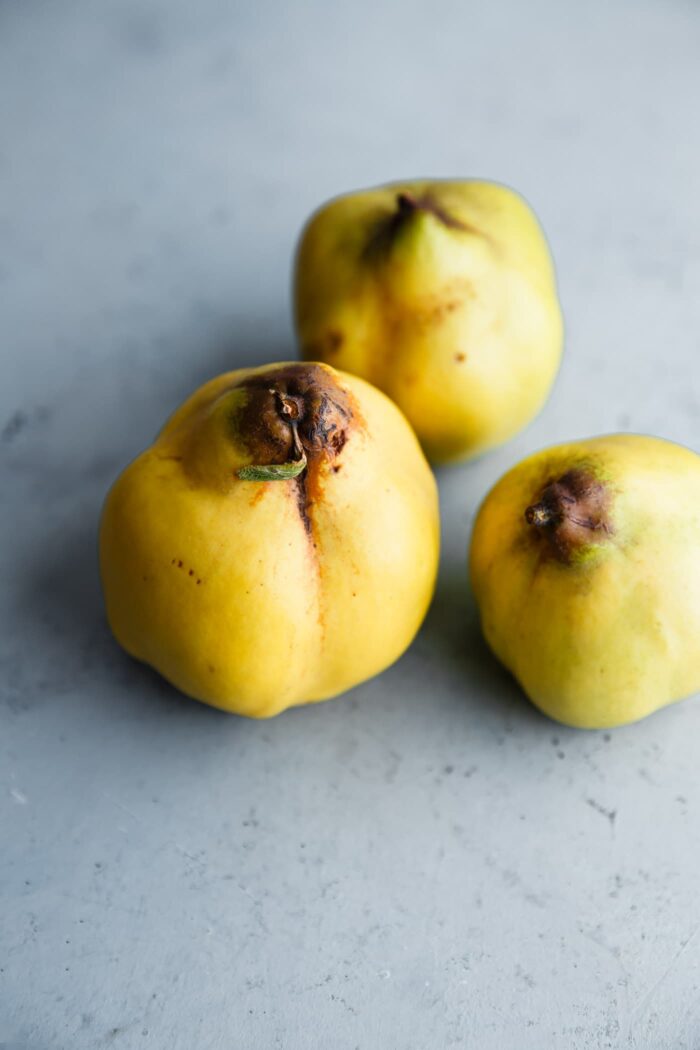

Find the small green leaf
[[237, 455, 307, 482]]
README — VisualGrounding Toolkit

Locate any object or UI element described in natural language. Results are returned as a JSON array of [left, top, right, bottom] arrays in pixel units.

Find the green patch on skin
[[567, 541, 610, 569], [238, 456, 307, 482]]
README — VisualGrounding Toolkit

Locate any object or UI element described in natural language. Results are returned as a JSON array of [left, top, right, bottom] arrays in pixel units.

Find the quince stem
[[525, 503, 556, 527]]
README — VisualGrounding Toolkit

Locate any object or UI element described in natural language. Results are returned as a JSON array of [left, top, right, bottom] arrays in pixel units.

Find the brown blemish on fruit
[[235, 363, 359, 537], [412, 297, 465, 329], [302, 328, 345, 361], [384, 281, 473, 338], [171, 558, 202, 583], [455, 352, 466, 363], [364, 190, 483, 259], [294, 473, 313, 537], [525, 468, 613, 564], [250, 485, 268, 507], [326, 330, 343, 353]]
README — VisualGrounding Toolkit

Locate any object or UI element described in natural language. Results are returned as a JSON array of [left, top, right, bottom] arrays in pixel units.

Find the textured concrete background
[[1, 1, 700, 1047]]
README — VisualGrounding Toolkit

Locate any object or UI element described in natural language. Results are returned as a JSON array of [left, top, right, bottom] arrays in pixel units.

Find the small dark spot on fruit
[[177, 560, 183, 568], [196, 579, 202, 585], [455, 352, 466, 363], [189, 569, 194, 576], [332, 464, 342, 473], [329, 429, 347, 455]]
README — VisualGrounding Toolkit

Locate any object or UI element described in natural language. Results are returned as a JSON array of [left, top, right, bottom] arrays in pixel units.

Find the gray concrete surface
[[2, 1, 700, 1047]]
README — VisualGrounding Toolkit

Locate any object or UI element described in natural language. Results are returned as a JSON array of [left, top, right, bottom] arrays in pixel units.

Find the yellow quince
[[469, 434, 700, 728], [294, 179, 563, 463], [100, 362, 439, 717]]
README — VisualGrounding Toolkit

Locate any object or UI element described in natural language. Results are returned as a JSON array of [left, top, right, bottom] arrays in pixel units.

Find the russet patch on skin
[[235, 363, 359, 535], [525, 468, 613, 564]]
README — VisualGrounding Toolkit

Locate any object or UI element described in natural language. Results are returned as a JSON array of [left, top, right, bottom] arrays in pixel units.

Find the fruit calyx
[[236, 364, 352, 482], [365, 189, 469, 258], [393, 191, 467, 232], [525, 468, 613, 563]]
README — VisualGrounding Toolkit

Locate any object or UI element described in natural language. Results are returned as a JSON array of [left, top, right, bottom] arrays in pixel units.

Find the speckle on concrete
[[1, 1, 700, 1048]]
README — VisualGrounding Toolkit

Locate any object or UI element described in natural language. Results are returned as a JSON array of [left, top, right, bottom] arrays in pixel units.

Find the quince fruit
[[100, 362, 439, 717], [469, 434, 700, 728], [294, 180, 563, 463]]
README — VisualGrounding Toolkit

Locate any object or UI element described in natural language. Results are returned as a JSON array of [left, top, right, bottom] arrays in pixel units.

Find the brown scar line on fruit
[[249, 485, 268, 506], [233, 363, 358, 536]]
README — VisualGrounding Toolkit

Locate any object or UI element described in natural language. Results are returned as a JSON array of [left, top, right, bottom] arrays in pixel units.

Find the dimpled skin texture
[[294, 179, 563, 463], [100, 363, 439, 718], [469, 435, 700, 729]]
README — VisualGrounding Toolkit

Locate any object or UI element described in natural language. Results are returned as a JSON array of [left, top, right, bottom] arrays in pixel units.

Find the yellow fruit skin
[[100, 362, 439, 718], [294, 179, 563, 463], [469, 435, 700, 728]]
